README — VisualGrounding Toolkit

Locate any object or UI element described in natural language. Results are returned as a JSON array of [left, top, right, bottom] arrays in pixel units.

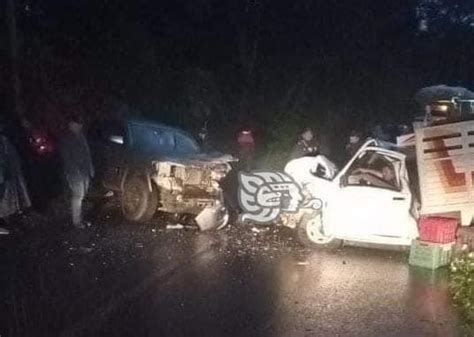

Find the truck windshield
[[344, 150, 401, 191], [174, 132, 201, 154], [132, 125, 200, 155]]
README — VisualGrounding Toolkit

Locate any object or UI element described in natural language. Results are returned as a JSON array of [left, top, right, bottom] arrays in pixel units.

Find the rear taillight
[[29, 133, 54, 155]]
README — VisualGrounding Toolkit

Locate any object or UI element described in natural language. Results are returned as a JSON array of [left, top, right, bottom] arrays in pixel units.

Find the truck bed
[[415, 120, 474, 225]]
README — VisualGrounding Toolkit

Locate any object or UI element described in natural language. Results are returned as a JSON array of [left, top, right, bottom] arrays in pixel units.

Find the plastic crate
[[409, 240, 453, 270], [418, 216, 458, 244]]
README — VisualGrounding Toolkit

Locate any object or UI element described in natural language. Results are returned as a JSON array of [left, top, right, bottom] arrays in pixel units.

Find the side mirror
[[109, 135, 124, 145]]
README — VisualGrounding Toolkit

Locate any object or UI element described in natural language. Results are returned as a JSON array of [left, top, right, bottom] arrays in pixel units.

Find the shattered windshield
[[344, 150, 401, 191]]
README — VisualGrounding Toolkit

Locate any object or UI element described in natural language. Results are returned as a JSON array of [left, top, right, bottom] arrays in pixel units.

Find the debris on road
[[166, 224, 184, 230], [79, 246, 94, 254], [251, 226, 270, 234], [195, 205, 228, 231]]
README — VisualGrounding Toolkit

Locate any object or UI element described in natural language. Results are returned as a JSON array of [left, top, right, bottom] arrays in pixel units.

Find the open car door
[[326, 145, 417, 245]]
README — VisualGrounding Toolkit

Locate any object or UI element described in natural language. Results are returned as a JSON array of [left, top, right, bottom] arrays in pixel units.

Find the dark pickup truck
[[90, 118, 235, 230]]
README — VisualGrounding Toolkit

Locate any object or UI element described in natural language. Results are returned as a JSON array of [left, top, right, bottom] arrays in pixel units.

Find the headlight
[[210, 163, 230, 181], [433, 104, 449, 112]]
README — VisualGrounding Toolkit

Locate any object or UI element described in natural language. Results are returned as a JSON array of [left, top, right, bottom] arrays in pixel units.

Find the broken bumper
[[195, 201, 229, 231], [279, 208, 316, 229]]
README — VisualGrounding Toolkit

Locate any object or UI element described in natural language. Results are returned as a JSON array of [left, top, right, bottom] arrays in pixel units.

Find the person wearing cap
[[0, 122, 31, 234], [59, 116, 94, 228]]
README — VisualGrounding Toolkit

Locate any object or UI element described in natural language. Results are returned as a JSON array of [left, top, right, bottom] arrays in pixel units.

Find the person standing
[[237, 128, 256, 171], [345, 130, 364, 158], [372, 124, 390, 142], [17, 118, 58, 212], [290, 127, 319, 159], [59, 116, 94, 228], [198, 125, 211, 151], [0, 123, 31, 234]]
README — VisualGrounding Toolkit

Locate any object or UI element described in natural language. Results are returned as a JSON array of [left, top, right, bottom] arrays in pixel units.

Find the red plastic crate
[[418, 217, 458, 244]]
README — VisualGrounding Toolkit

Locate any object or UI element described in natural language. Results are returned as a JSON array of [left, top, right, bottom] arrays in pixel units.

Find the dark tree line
[[1, 0, 474, 162]]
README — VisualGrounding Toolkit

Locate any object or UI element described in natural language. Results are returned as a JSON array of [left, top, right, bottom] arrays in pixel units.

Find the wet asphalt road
[[0, 207, 460, 337]]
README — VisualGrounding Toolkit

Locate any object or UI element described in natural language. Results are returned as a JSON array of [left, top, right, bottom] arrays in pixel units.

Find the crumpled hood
[[153, 152, 236, 168], [284, 155, 338, 204]]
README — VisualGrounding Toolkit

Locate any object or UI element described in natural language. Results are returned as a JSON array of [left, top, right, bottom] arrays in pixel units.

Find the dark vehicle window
[[174, 132, 200, 154], [132, 125, 175, 154], [131, 125, 201, 155]]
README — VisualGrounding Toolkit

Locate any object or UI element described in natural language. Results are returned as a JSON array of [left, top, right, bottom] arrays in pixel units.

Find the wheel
[[296, 212, 342, 249], [121, 176, 158, 223]]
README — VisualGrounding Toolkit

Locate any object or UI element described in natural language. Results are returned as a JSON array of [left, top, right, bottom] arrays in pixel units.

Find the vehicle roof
[[358, 139, 405, 157], [127, 117, 174, 129], [126, 118, 189, 134]]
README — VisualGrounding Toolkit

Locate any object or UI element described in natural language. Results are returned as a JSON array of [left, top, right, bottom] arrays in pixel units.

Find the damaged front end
[[151, 156, 233, 230], [279, 209, 307, 229]]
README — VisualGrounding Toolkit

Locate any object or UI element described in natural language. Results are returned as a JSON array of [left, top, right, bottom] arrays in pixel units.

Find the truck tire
[[296, 212, 342, 249], [121, 176, 158, 223]]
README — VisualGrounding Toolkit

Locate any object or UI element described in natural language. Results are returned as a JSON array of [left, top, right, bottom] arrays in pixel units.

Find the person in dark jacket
[[17, 118, 59, 212], [290, 127, 319, 159], [198, 125, 211, 151], [0, 123, 31, 234], [59, 116, 94, 228], [345, 130, 365, 158]]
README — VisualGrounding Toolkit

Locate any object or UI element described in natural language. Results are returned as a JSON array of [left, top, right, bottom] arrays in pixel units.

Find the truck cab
[[90, 118, 235, 230], [283, 140, 419, 248]]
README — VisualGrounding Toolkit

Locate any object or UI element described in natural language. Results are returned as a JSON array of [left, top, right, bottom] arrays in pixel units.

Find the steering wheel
[[349, 171, 384, 187]]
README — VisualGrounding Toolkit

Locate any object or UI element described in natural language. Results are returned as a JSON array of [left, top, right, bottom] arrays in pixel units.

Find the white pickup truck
[[282, 121, 474, 248], [282, 140, 418, 248]]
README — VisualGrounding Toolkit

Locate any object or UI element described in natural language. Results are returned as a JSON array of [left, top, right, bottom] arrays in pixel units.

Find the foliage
[[417, 0, 474, 34], [5, 0, 474, 147], [450, 250, 474, 335], [260, 112, 308, 169]]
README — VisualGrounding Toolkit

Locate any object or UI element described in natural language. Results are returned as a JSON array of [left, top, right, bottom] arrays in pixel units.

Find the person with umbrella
[[415, 85, 474, 124]]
